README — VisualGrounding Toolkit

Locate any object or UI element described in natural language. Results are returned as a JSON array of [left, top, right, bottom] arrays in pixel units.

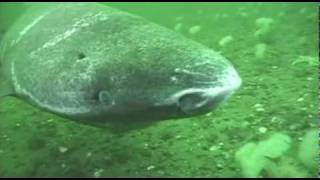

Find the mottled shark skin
[[0, 3, 241, 127]]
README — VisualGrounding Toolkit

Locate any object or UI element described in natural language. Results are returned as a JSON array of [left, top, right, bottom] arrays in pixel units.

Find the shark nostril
[[178, 93, 208, 114]]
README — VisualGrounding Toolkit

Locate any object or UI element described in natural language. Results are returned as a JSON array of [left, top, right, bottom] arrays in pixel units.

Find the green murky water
[[0, 2, 318, 178]]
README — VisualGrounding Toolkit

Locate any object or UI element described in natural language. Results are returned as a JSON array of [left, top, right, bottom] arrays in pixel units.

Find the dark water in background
[[0, 2, 318, 177]]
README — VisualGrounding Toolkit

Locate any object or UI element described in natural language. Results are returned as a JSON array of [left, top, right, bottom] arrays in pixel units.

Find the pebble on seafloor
[[297, 97, 304, 102], [147, 165, 156, 171], [174, 23, 183, 32], [255, 43, 267, 59], [254, 104, 265, 112], [59, 146, 68, 153], [219, 35, 233, 47], [254, 17, 274, 38], [258, 127, 267, 133], [93, 168, 104, 178], [188, 25, 201, 34], [209, 145, 219, 151]]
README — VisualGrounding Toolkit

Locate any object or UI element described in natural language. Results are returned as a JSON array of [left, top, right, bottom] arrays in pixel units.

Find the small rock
[[170, 76, 178, 82], [306, 77, 313, 81], [219, 35, 233, 47], [271, 117, 277, 123], [258, 127, 267, 133], [157, 170, 165, 175], [254, 104, 263, 108], [297, 97, 304, 102], [87, 152, 92, 157], [59, 146, 68, 153], [255, 17, 274, 28], [289, 124, 297, 130], [93, 168, 104, 178], [147, 165, 155, 171], [241, 121, 250, 127], [188, 25, 201, 34], [300, 107, 307, 111], [255, 43, 267, 59], [216, 163, 223, 169], [256, 107, 265, 112], [174, 23, 183, 32], [254, 17, 274, 38], [209, 145, 219, 151]]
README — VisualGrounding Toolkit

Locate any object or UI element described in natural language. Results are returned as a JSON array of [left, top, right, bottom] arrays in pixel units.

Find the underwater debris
[[256, 17, 274, 29], [255, 108, 265, 112], [188, 25, 201, 34], [258, 127, 267, 133], [306, 77, 313, 81], [147, 165, 156, 171], [174, 23, 183, 32], [254, 17, 274, 39], [61, 163, 66, 169], [253, 104, 265, 112], [175, 135, 182, 139], [93, 168, 104, 178], [87, 152, 92, 158], [255, 43, 267, 59], [216, 163, 223, 169], [59, 146, 68, 153], [209, 145, 219, 151], [297, 97, 304, 102], [291, 56, 317, 66], [235, 133, 292, 177], [219, 35, 233, 47], [254, 104, 263, 108]]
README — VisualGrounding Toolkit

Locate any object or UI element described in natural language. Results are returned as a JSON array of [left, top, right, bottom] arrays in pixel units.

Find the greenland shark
[[0, 3, 241, 127]]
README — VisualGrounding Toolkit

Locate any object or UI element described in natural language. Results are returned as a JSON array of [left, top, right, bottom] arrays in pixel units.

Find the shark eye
[[98, 90, 113, 106], [77, 52, 86, 59]]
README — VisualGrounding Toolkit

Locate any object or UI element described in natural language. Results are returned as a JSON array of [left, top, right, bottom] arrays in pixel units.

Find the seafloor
[[0, 2, 318, 178]]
